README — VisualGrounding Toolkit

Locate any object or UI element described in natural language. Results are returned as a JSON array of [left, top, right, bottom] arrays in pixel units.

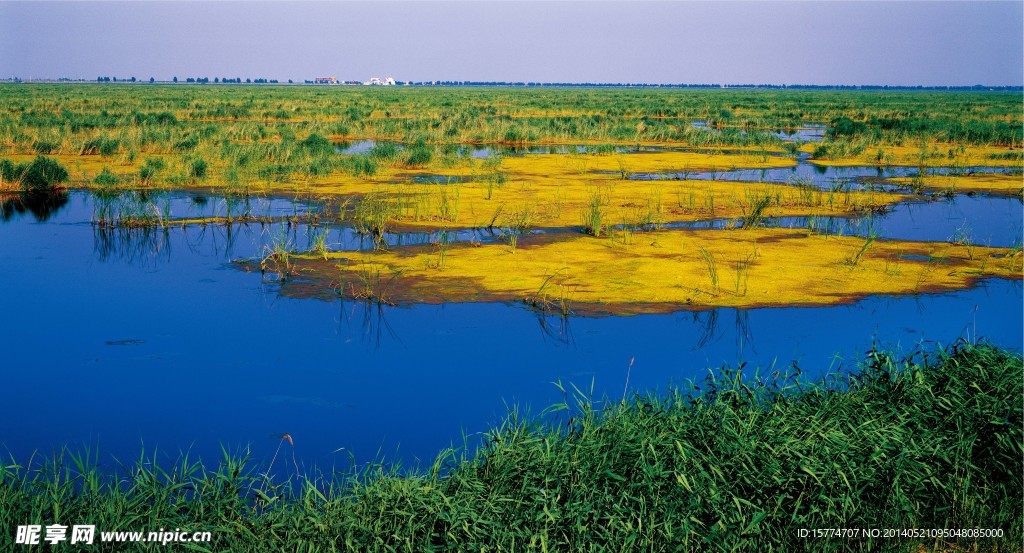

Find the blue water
[[773, 125, 827, 143], [692, 120, 826, 143], [632, 157, 1018, 191], [659, 195, 1022, 248], [0, 192, 1021, 473], [339, 139, 712, 160], [335, 140, 378, 155]]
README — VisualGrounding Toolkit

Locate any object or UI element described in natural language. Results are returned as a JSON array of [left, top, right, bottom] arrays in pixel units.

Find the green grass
[[580, 189, 607, 237], [432, 229, 451, 269], [523, 270, 572, 316], [344, 260, 400, 305], [92, 167, 120, 187], [699, 245, 720, 293], [311, 228, 329, 261], [740, 193, 773, 228], [0, 155, 69, 192], [847, 234, 877, 266], [351, 192, 395, 247], [259, 230, 294, 280], [1, 85, 1019, 196], [91, 191, 170, 228], [1, 342, 1018, 551]]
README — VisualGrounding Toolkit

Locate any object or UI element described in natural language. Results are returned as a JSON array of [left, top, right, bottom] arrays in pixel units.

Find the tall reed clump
[[352, 193, 394, 248], [260, 231, 294, 280], [740, 193, 772, 228], [0, 156, 69, 193], [0, 342, 1019, 551], [580, 188, 608, 237]]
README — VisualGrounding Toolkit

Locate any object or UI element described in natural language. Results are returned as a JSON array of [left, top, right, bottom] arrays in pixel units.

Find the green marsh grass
[[479, 155, 507, 200], [91, 190, 171, 229], [523, 270, 572, 317], [616, 157, 631, 180], [0, 156, 69, 193], [732, 253, 753, 296], [260, 231, 294, 281], [311, 228, 329, 261], [0, 343, 1019, 551], [352, 193, 395, 248], [432, 229, 451, 269], [503, 227, 520, 253], [21, 85, 1017, 213], [740, 193, 772, 228], [848, 233, 877, 266], [485, 203, 505, 230], [498, 205, 533, 253], [436, 185, 461, 222], [580, 187, 608, 237], [347, 261, 400, 305], [699, 246, 720, 293]]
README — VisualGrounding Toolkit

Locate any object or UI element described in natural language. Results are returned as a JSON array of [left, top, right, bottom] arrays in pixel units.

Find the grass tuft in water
[[260, 231, 294, 281], [580, 188, 607, 237]]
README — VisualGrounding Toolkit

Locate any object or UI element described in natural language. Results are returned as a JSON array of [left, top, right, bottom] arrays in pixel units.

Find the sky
[[1, 1, 1021, 86]]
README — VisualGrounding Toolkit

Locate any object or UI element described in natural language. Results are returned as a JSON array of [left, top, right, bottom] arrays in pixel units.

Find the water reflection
[[533, 312, 575, 347], [0, 190, 70, 222], [338, 300, 402, 351], [689, 309, 754, 354], [90, 220, 275, 266], [93, 226, 172, 264], [691, 120, 827, 143], [335, 139, 378, 155]]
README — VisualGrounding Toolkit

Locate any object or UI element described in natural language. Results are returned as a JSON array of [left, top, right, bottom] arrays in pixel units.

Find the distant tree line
[[91, 76, 283, 84], [209, 78, 280, 84], [66, 78, 1024, 91], [406, 81, 1023, 91]]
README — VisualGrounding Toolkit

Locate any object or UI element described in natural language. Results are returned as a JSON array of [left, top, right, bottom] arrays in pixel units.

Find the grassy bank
[[2, 342, 1021, 551]]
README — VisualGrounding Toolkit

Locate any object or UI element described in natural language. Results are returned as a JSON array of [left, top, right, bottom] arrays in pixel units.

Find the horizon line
[[4, 78, 1022, 90]]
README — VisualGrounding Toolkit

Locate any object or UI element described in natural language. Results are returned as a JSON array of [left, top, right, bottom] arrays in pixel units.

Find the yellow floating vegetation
[[276, 228, 1022, 315], [806, 142, 1023, 168], [308, 152, 903, 232], [34, 148, 908, 233], [498, 149, 795, 175], [889, 173, 1023, 198], [379, 178, 904, 232]]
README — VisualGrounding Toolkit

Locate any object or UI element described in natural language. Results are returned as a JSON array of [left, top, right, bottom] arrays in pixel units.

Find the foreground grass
[[2, 342, 1021, 551]]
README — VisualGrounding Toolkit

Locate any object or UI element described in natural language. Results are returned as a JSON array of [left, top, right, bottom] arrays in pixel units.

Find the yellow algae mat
[[262, 228, 1022, 316], [802, 143, 1021, 168], [45, 149, 910, 231], [886, 173, 1023, 198]]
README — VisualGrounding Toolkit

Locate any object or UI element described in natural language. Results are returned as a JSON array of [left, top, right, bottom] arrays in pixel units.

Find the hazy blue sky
[[1, 1, 1021, 85]]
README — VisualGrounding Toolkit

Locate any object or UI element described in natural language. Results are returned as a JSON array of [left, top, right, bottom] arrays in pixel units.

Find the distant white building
[[364, 76, 396, 86]]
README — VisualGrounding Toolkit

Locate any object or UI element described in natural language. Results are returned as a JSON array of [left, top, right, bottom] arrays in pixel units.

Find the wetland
[[1, 83, 1021, 474]]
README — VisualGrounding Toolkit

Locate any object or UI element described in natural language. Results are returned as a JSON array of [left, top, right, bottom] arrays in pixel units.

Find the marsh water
[[1, 167, 1021, 471]]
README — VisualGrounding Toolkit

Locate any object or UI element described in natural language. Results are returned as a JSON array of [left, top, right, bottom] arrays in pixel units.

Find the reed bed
[[1, 85, 1019, 189]]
